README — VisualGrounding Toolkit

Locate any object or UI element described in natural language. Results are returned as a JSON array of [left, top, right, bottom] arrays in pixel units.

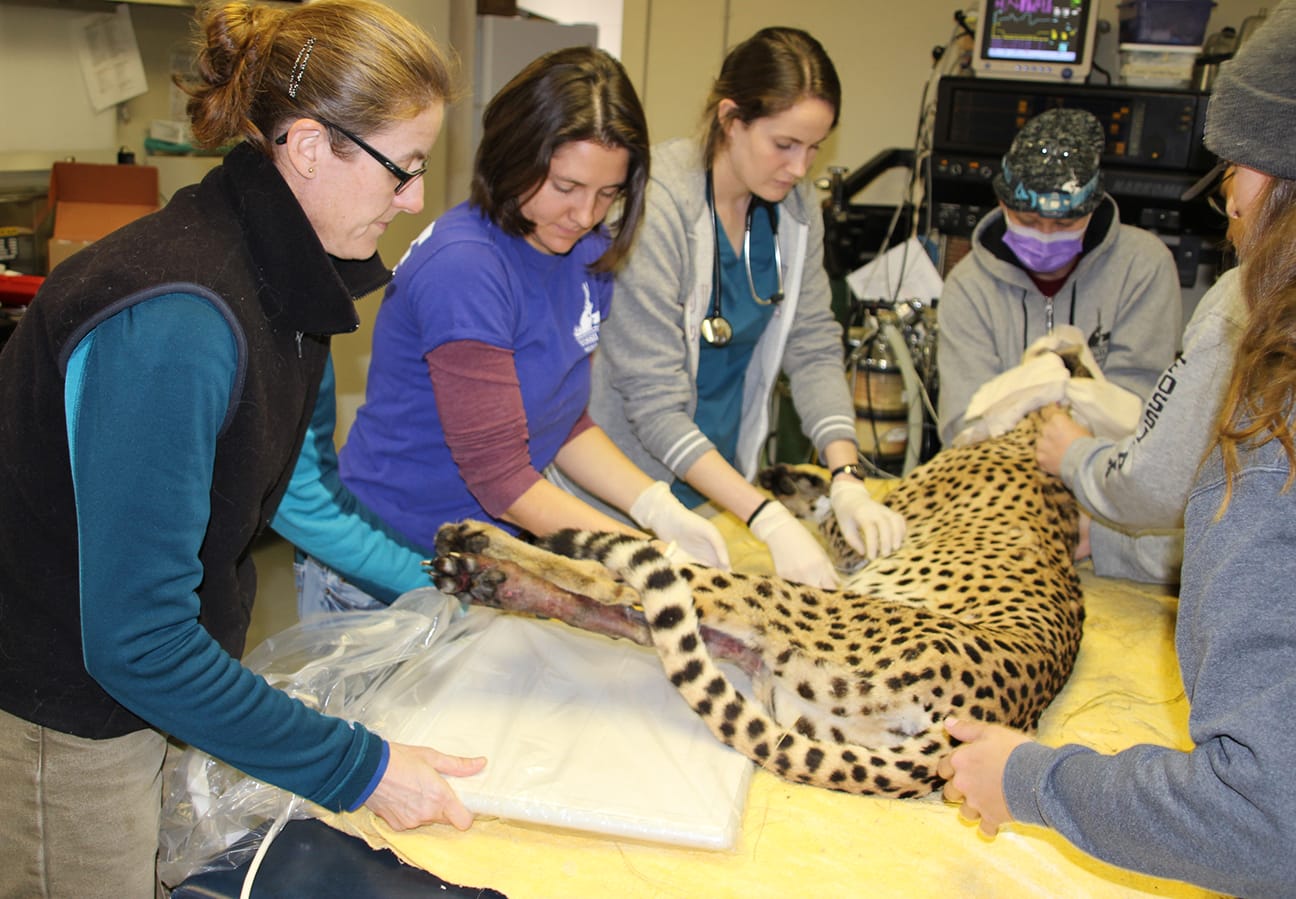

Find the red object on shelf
[[0, 273, 43, 306]]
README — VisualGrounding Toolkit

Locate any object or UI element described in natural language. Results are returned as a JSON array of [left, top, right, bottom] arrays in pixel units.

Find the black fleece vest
[[0, 145, 386, 738]]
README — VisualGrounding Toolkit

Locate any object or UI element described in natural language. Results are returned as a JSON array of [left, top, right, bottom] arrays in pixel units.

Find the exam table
[[174, 501, 1224, 899]]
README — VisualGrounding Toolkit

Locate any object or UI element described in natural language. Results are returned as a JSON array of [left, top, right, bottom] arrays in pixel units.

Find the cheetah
[[430, 408, 1083, 798]]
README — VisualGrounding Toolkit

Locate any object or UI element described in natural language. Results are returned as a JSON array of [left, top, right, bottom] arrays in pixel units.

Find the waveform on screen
[[991, 0, 1055, 12], [987, 1, 1082, 52]]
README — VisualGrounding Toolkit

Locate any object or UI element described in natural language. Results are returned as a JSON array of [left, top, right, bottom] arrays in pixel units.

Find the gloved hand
[[829, 477, 906, 560], [630, 481, 731, 569], [748, 500, 841, 588]]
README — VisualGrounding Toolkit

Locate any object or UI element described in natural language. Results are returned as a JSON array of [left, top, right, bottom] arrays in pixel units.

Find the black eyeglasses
[[1207, 166, 1236, 219], [274, 119, 427, 195]]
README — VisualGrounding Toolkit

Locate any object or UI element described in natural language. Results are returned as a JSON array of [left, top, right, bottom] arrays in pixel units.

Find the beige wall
[[619, 0, 1271, 189], [11, 0, 1272, 440]]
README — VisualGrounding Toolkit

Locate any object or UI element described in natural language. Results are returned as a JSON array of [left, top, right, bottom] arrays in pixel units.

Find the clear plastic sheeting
[[158, 587, 754, 886], [158, 592, 460, 886]]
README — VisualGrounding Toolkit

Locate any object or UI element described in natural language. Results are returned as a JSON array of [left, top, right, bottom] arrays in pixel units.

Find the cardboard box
[[46, 161, 159, 273]]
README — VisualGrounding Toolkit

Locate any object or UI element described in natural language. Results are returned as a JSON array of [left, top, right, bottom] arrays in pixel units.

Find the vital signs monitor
[[971, 0, 1100, 83]]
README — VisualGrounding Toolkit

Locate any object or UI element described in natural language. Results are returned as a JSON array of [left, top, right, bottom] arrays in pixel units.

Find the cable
[[841, 9, 971, 475], [880, 319, 925, 474], [239, 795, 301, 899]]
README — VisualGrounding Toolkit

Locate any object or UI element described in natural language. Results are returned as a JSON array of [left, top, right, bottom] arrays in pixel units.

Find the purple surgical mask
[[1002, 217, 1084, 273]]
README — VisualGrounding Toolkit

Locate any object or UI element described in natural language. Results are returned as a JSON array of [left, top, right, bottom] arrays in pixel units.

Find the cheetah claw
[[424, 552, 506, 602]]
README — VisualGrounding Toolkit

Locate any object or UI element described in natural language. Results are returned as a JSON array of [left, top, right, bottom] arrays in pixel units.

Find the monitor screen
[[972, 0, 1099, 83]]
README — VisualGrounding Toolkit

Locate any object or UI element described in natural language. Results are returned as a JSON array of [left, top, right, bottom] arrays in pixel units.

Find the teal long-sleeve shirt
[[270, 348, 431, 603], [65, 292, 420, 811]]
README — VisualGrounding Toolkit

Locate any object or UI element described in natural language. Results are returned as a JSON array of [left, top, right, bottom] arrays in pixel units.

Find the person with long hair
[[577, 27, 904, 589], [315, 46, 727, 618], [938, 6, 1296, 895], [0, 3, 485, 895]]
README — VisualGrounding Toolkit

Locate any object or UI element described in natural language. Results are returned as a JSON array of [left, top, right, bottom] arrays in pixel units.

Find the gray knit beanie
[[992, 108, 1105, 219], [1205, 0, 1296, 181]]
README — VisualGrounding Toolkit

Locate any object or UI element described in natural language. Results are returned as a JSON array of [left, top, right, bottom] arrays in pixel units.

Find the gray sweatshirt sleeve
[[1093, 230, 1183, 404], [778, 183, 857, 455], [1059, 270, 1248, 532]]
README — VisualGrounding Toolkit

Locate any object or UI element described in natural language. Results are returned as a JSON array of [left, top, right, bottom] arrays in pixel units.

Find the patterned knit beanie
[[992, 108, 1104, 219]]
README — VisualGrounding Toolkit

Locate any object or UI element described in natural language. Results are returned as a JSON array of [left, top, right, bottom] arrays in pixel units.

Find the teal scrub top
[[672, 202, 779, 508]]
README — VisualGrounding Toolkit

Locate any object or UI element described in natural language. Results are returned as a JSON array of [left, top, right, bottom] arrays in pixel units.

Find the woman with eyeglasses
[[0, 3, 486, 895], [941, 7, 1296, 894], [575, 27, 904, 589], [318, 45, 727, 615]]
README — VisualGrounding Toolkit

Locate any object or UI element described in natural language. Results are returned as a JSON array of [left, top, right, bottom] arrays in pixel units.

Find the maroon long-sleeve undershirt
[[426, 339, 594, 517]]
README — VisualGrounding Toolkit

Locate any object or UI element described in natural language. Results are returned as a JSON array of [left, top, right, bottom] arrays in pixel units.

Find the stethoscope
[[701, 170, 785, 347]]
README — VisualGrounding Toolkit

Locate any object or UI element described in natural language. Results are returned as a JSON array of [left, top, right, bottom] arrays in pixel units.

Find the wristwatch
[[830, 463, 866, 481]]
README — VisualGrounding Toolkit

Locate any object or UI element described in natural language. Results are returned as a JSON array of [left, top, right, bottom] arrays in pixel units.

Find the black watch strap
[[830, 463, 865, 481]]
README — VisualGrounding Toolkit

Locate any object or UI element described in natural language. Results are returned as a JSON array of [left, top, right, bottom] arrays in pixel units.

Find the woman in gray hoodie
[[585, 27, 904, 588], [936, 108, 1183, 449], [938, 106, 1186, 582]]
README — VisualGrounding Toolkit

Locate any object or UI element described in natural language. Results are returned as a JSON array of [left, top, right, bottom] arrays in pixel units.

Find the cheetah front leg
[[430, 521, 648, 645], [433, 521, 637, 604]]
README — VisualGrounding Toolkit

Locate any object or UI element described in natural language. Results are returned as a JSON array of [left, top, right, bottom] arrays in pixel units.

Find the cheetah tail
[[549, 530, 915, 796]]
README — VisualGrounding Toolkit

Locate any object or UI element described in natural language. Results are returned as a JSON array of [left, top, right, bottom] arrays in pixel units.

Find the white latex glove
[[629, 481, 731, 569], [748, 500, 841, 588], [829, 477, 906, 560]]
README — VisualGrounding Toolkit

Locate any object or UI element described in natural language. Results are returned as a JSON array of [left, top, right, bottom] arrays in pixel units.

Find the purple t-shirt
[[340, 202, 612, 548]]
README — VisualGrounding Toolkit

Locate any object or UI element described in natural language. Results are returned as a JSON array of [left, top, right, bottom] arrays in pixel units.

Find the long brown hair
[[1215, 175, 1296, 511], [181, 0, 458, 157]]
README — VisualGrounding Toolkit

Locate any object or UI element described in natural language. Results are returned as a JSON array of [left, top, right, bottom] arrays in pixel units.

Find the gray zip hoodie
[[937, 198, 1183, 447], [585, 137, 855, 510]]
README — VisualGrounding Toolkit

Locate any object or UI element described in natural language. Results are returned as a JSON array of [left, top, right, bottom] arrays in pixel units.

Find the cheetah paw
[[425, 551, 508, 603]]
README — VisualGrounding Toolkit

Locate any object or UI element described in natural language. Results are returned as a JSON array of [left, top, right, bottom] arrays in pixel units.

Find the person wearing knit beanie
[[939, 3, 1296, 896], [1182, 1, 1296, 204]]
